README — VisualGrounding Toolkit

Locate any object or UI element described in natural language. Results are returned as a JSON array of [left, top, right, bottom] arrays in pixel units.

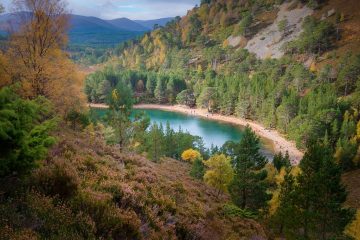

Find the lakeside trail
[[89, 103, 304, 164]]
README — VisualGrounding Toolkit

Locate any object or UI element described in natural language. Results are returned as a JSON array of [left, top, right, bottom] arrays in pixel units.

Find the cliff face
[[244, 2, 314, 59]]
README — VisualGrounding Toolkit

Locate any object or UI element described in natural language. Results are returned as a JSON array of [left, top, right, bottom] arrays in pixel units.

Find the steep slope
[[0, 126, 267, 239], [111, 0, 360, 70], [313, 0, 360, 68], [244, 2, 314, 59]]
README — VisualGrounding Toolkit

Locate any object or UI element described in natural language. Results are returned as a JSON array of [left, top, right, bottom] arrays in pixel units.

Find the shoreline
[[89, 103, 304, 164]]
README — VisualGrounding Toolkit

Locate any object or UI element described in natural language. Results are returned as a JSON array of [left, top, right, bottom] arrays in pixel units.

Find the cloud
[[67, 0, 200, 20], [1, 0, 199, 20]]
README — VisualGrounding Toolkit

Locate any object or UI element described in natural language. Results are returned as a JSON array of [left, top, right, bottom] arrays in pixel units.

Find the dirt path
[[89, 103, 304, 164]]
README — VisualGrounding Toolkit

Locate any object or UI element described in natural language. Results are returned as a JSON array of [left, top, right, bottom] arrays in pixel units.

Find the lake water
[[92, 108, 275, 159]]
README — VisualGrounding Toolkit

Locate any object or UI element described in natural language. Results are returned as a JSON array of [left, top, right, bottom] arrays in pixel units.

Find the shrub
[[181, 148, 201, 162], [65, 109, 90, 130], [0, 191, 96, 239], [31, 159, 79, 199], [0, 226, 39, 240], [222, 204, 257, 219], [70, 192, 141, 239], [26, 191, 96, 239]]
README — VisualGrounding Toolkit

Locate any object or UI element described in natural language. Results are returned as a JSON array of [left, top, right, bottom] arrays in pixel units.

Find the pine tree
[[0, 87, 56, 177], [273, 152, 284, 171], [146, 75, 155, 97], [190, 157, 205, 179], [147, 123, 165, 162], [154, 76, 166, 103], [228, 125, 271, 211], [164, 122, 175, 157], [292, 142, 354, 239], [166, 77, 176, 104], [273, 151, 291, 171], [271, 168, 298, 238], [108, 86, 133, 149]]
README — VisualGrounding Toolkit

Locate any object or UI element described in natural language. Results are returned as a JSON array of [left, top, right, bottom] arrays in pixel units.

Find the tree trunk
[[242, 187, 246, 209]]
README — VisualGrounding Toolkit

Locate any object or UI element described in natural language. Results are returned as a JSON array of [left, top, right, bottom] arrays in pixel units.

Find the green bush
[[65, 109, 90, 130], [222, 203, 257, 219], [0, 87, 57, 177], [190, 157, 205, 179]]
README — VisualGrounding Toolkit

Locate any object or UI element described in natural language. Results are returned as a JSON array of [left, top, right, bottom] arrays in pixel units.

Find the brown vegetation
[[314, 0, 360, 67], [342, 169, 360, 209], [0, 125, 267, 239], [342, 169, 360, 239]]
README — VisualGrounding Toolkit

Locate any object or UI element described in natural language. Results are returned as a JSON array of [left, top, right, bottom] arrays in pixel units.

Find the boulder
[[327, 8, 336, 17], [227, 35, 247, 47]]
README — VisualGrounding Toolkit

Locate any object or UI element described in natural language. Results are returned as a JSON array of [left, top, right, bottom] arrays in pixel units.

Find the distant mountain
[[69, 14, 119, 32], [134, 17, 174, 30], [0, 12, 31, 32], [108, 18, 149, 32], [0, 13, 174, 47], [67, 15, 144, 47]]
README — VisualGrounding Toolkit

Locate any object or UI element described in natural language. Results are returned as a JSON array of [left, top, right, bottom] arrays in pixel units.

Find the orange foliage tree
[[2, 0, 85, 114]]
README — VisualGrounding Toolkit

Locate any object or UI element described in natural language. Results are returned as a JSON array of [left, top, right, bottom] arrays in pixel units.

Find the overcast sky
[[2, 0, 200, 20]]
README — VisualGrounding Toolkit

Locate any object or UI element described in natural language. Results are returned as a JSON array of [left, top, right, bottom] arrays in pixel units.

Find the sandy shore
[[89, 103, 304, 164]]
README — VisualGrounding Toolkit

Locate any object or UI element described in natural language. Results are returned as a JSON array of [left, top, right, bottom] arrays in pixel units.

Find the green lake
[[92, 108, 275, 159]]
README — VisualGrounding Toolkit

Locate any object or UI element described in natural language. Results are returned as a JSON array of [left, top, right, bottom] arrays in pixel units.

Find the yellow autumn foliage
[[345, 210, 360, 240], [265, 164, 277, 186], [290, 166, 301, 177], [310, 62, 317, 72], [198, 4, 209, 22], [204, 154, 234, 194], [181, 149, 201, 162], [268, 167, 300, 216], [223, 39, 229, 48], [268, 167, 287, 215], [3, 0, 85, 115], [269, 189, 280, 216]]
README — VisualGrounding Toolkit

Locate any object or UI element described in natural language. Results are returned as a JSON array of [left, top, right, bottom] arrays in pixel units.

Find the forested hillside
[[87, 0, 360, 164], [1, 0, 360, 239], [83, 1, 360, 238]]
